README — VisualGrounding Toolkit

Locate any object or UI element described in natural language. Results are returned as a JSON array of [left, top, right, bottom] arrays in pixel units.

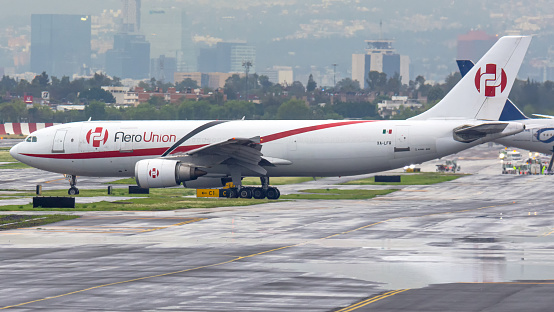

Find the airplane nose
[[9, 144, 19, 160]]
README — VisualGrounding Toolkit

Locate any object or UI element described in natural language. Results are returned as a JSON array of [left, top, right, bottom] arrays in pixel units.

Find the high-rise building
[[121, 0, 141, 33], [141, 6, 196, 72], [197, 48, 217, 73], [31, 14, 91, 77], [105, 34, 150, 79], [351, 39, 409, 88], [198, 42, 256, 74], [151, 55, 177, 83], [457, 30, 497, 62]]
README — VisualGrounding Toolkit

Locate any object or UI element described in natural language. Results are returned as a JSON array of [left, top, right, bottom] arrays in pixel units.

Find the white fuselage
[[10, 119, 514, 179], [494, 119, 554, 154]]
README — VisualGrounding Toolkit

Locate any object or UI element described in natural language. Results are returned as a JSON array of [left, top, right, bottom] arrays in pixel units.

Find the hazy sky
[[1, 0, 553, 82]]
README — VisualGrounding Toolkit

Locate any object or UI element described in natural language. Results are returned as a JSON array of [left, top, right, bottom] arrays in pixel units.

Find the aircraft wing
[[163, 136, 268, 175]]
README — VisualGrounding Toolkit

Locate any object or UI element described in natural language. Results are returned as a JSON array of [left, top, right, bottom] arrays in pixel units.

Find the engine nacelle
[[135, 159, 206, 188]]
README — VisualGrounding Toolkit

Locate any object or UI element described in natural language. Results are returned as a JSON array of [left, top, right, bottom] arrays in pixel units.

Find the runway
[[1, 145, 554, 311]]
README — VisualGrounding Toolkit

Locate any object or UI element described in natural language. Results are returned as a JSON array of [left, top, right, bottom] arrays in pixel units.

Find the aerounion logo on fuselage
[[114, 131, 177, 143]]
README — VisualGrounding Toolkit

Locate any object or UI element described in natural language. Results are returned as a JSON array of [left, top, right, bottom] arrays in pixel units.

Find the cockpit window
[[25, 136, 37, 142]]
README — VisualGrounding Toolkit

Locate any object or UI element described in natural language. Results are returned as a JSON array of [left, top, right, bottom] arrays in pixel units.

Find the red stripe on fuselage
[[260, 120, 374, 143], [20, 120, 377, 160]]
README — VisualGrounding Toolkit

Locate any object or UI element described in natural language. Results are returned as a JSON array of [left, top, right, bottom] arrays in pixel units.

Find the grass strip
[[0, 214, 79, 230], [0, 197, 270, 211], [0, 149, 31, 169], [107, 176, 317, 185], [280, 189, 397, 200], [342, 172, 467, 185]]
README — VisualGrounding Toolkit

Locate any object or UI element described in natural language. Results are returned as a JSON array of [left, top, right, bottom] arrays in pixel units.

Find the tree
[[79, 87, 116, 103], [147, 96, 166, 108], [0, 100, 26, 123], [427, 84, 445, 103], [288, 81, 305, 97], [32, 72, 50, 88], [386, 72, 402, 94], [0, 76, 17, 93], [277, 99, 311, 119], [84, 101, 107, 120], [443, 72, 462, 93], [333, 101, 376, 119], [366, 71, 387, 92], [258, 75, 273, 93], [336, 78, 361, 93], [175, 78, 199, 91], [224, 74, 243, 100], [306, 74, 317, 92]]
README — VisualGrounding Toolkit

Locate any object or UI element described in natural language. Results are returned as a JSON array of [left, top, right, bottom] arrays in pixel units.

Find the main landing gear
[[66, 175, 79, 195], [225, 177, 280, 200]]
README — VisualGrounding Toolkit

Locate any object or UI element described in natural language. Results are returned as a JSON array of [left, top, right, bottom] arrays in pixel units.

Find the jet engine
[[135, 159, 206, 188]]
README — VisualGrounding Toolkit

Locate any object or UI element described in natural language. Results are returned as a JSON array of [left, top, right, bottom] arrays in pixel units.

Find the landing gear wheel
[[239, 187, 253, 199], [68, 187, 79, 195], [252, 188, 266, 199], [266, 187, 280, 200], [227, 188, 239, 198]]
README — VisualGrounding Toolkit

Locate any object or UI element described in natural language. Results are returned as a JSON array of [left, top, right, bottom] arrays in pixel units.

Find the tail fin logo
[[474, 64, 507, 97], [86, 127, 109, 147]]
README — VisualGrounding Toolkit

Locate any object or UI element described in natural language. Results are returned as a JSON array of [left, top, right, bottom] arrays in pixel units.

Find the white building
[[260, 66, 293, 85], [352, 39, 410, 88], [377, 96, 422, 118]]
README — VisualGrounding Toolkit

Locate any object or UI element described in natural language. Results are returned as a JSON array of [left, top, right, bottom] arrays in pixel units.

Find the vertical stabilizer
[[411, 36, 531, 120], [456, 59, 528, 121]]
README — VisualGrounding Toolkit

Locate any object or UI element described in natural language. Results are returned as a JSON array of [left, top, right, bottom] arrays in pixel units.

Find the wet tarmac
[[1, 145, 554, 311]]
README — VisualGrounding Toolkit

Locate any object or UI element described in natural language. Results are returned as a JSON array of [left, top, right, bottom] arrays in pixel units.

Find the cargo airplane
[[457, 59, 554, 170], [10, 36, 531, 199]]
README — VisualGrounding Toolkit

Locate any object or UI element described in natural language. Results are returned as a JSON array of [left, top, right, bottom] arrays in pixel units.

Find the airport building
[[352, 39, 409, 88], [30, 14, 91, 77]]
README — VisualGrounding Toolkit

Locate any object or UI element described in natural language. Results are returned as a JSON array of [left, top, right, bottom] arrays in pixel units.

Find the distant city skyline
[[1, 0, 554, 84]]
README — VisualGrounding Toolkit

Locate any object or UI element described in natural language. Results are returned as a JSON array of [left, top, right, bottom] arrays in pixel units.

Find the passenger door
[[52, 130, 67, 153]]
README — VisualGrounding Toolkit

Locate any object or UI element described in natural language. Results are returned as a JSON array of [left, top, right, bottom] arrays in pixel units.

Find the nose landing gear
[[66, 175, 79, 195]]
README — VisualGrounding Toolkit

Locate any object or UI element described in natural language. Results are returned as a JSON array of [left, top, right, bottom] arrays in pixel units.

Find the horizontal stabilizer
[[453, 122, 510, 143], [532, 114, 554, 119]]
